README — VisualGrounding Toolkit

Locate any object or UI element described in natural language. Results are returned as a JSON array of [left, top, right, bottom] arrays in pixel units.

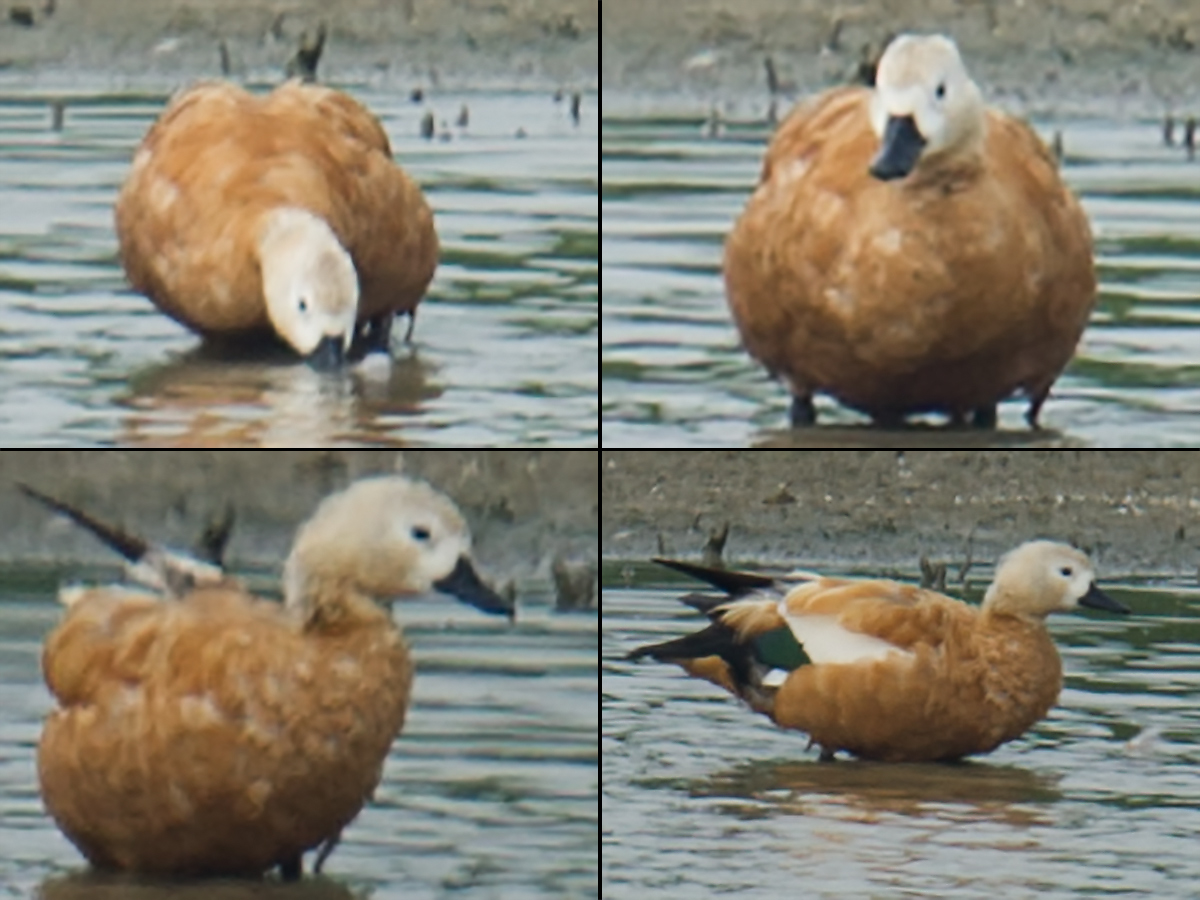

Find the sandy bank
[[0, 0, 596, 90], [602, 0, 1200, 118], [603, 450, 1200, 578]]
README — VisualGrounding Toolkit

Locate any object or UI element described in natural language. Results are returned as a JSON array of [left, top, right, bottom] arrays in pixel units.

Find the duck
[[723, 34, 1095, 428], [628, 541, 1128, 762], [114, 80, 439, 366], [26, 474, 514, 879]]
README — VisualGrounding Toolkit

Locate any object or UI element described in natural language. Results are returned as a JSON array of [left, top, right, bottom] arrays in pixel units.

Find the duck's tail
[[628, 560, 813, 716]]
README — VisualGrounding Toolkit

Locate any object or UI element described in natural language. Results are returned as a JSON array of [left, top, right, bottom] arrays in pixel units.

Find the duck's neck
[[291, 574, 394, 635], [980, 598, 1048, 628]]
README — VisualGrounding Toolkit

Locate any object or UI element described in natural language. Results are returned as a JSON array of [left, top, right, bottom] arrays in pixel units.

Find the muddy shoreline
[[602, 0, 1200, 118], [602, 450, 1200, 578], [2, 450, 597, 589], [0, 0, 596, 90]]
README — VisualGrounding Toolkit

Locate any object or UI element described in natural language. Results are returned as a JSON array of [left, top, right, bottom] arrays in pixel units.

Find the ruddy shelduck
[[629, 541, 1128, 762], [724, 34, 1095, 427], [115, 80, 439, 365], [27, 475, 514, 879]]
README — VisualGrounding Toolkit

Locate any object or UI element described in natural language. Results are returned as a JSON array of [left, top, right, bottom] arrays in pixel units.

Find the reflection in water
[[675, 759, 1062, 827], [117, 345, 437, 447], [750, 425, 1081, 450], [37, 873, 362, 900]]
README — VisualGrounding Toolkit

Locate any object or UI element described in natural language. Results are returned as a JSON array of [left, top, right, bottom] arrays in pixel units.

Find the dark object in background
[[285, 21, 326, 83], [552, 556, 596, 611], [764, 55, 780, 96], [855, 33, 894, 86]]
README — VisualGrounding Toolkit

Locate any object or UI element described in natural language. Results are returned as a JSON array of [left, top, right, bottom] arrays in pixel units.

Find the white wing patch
[[761, 669, 789, 688], [781, 613, 911, 664]]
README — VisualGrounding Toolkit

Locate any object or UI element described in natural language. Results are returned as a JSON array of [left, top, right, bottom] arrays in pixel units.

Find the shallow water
[[603, 564, 1200, 898], [601, 106, 1200, 447], [0, 87, 597, 447], [0, 568, 599, 899]]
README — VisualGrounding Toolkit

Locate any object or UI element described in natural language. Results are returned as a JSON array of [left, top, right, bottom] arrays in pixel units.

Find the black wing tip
[[17, 481, 150, 563], [651, 556, 776, 596]]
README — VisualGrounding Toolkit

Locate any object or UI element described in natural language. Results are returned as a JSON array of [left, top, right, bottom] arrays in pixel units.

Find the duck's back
[[724, 86, 1094, 418], [115, 81, 438, 337], [38, 586, 412, 876]]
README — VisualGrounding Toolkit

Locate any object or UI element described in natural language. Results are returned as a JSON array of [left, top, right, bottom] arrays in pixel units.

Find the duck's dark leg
[[1026, 390, 1049, 429], [971, 404, 997, 429], [401, 309, 416, 343], [314, 831, 342, 874], [872, 410, 905, 428], [790, 394, 816, 427], [279, 856, 302, 882], [349, 313, 397, 359]]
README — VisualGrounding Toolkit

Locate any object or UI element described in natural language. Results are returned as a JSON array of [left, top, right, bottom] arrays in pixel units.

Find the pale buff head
[[982, 541, 1128, 619], [258, 207, 358, 363], [868, 34, 986, 179], [283, 475, 514, 621]]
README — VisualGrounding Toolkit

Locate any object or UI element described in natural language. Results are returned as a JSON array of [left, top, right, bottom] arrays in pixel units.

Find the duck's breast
[[724, 88, 1094, 414], [38, 586, 412, 876]]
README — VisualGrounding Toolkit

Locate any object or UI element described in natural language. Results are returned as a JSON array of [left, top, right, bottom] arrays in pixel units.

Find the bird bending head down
[[258, 207, 359, 366]]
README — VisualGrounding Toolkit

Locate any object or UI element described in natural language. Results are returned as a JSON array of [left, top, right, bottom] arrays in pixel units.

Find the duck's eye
[[1059, 566, 1073, 577], [298, 297, 309, 313], [411, 525, 432, 542], [935, 82, 946, 100]]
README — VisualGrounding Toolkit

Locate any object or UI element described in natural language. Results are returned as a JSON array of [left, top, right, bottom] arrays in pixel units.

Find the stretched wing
[[628, 559, 820, 710], [19, 483, 231, 598]]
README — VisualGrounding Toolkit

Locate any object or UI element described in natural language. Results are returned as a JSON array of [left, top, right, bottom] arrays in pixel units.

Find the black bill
[[1078, 582, 1130, 615], [869, 114, 927, 181], [434, 556, 515, 621]]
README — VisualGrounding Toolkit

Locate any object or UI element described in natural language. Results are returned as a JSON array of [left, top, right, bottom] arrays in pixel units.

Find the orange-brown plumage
[[630, 541, 1129, 762], [115, 80, 438, 354], [40, 587, 410, 876], [33, 475, 513, 878], [724, 35, 1095, 425]]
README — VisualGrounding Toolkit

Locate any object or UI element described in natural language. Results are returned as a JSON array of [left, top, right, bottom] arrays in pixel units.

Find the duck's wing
[[628, 560, 958, 708], [628, 559, 822, 708], [18, 483, 231, 599], [775, 577, 964, 663]]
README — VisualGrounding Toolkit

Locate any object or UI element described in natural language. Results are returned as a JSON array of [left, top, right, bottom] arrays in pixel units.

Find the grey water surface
[[0, 88, 597, 447], [602, 109, 1200, 447], [0, 567, 599, 899], [603, 563, 1200, 898]]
